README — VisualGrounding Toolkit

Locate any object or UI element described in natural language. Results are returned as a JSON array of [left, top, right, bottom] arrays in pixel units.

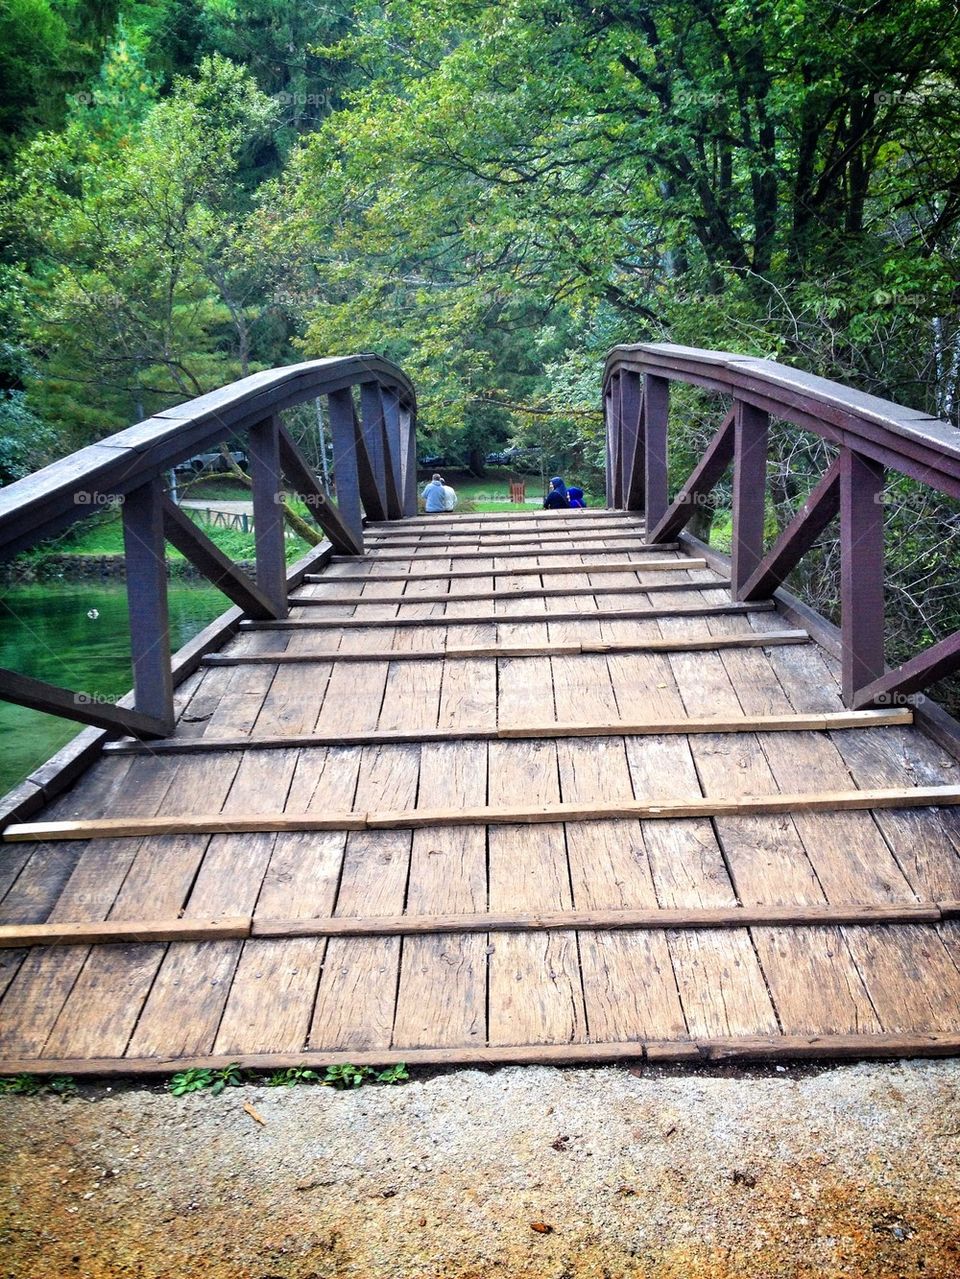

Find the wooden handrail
[[603, 341, 960, 708], [0, 354, 418, 738]]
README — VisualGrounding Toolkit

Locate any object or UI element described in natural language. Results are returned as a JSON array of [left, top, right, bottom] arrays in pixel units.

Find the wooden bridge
[[2, 346, 960, 1074]]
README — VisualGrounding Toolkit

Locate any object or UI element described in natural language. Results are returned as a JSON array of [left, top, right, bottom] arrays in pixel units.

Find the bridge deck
[[3, 510, 960, 1073]]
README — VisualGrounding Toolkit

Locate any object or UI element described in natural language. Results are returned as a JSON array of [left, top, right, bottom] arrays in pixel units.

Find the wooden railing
[[0, 354, 417, 740], [603, 342, 960, 709]]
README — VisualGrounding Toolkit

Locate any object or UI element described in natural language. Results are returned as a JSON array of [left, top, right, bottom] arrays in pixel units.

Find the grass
[[24, 503, 311, 566]]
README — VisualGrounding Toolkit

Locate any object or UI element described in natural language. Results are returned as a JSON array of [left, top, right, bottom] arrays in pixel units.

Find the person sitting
[[567, 486, 586, 508], [421, 473, 447, 513], [543, 477, 571, 509], [441, 482, 458, 510]]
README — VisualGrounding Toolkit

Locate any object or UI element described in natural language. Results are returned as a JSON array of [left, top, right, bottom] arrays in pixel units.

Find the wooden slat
[[332, 542, 681, 563], [241, 601, 777, 632], [486, 739, 586, 1047], [243, 902, 945, 939], [101, 707, 914, 756], [392, 741, 488, 1048], [8, 1030, 960, 1075], [305, 559, 695, 584], [289, 580, 729, 607], [364, 531, 659, 549], [13, 783, 960, 841], [198, 630, 809, 666], [0, 918, 250, 947]]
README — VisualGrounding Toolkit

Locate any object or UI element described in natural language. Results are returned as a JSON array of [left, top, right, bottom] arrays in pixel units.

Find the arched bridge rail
[[603, 342, 960, 711], [0, 355, 417, 744]]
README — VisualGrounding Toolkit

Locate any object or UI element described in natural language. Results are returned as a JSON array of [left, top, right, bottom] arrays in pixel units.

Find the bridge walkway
[[2, 509, 960, 1073]]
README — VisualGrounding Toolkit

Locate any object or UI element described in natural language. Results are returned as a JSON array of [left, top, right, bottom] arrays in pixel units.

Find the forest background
[[2, 0, 960, 685]]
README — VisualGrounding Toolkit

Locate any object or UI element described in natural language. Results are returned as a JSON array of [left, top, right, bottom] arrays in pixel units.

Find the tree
[[7, 53, 281, 445]]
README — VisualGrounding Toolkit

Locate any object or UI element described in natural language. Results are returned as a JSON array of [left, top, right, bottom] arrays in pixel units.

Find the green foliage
[[169, 1067, 217, 1095], [265, 1066, 322, 1087], [169, 1063, 248, 1095], [171, 1062, 410, 1093], [0, 1073, 77, 1098]]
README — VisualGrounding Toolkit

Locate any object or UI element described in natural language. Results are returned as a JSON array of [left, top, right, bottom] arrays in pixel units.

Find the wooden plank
[[0, 917, 250, 947], [289, 580, 726, 607], [750, 927, 882, 1035], [758, 729, 916, 902], [249, 902, 942, 939], [308, 745, 420, 1050], [333, 542, 681, 563], [843, 924, 960, 1032], [241, 600, 778, 632], [392, 741, 488, 1048], [623, 735, 779, 1039], [126, 748, 301, 1057], [252, 661, 331, 737], [10, 1031, 960, 1075], [487, 739, 586, 1046], [556, 737, 683, 1042], [364, 531, 661, 550], [0, 756, 178, 1059], [195, 629, 809, 668], [11, 782, 960, 842], [213, 747, 360, 1055], [303, 559, 700, 583]]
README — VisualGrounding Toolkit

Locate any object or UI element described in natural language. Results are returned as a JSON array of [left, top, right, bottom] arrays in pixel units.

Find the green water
[[0, 579, 228, 796]]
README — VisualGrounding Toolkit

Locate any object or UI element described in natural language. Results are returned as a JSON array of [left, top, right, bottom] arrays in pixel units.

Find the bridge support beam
[[249, 415, 289, 619], [731, 401, 769, 596], [644, 374, 670, 532], [122, 479, 175, 732], [840, 448, 885, 705]]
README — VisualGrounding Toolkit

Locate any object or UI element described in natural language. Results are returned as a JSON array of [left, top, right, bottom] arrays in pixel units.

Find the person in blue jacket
[[567, 486, 586, 508], [543, 477, 570, 509]]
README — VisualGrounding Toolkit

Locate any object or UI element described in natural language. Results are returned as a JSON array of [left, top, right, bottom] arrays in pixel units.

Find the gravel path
[[2, 1060, 959, 1278]]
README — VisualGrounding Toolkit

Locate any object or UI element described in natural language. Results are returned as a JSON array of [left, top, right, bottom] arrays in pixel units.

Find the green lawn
[[29, 504, 311, 565]]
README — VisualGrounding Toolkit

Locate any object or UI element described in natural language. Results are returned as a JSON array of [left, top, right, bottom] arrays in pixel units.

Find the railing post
[[359, 381, 389, 509], [327, 388, 364, 547], [609, 373, 623, 508], [122, 478, 174, 732], [401, 403, 418, 516], [248, 414, 288, 617], [731, 400, 769, 597], [840, 447, 885, 705], [604, 385, 616, 509], [379, 384, 405, 519], [620, 370, 644, 511], [644, 373, 670, 532]]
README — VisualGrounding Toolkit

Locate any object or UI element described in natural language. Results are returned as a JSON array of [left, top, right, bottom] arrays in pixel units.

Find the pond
[[0, 579, 229, 797]]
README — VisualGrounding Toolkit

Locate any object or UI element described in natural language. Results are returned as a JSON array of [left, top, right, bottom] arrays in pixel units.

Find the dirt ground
[[2, 1059, 959, 1279]]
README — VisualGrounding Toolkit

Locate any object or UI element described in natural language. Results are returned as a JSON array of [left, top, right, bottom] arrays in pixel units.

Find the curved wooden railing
[[603, 342, 960, 709], [0, 355, 417, 741]]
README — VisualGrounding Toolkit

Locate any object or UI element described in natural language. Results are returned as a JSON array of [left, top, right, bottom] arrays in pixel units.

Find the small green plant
[[169, 1067, 215, 1096], [375, 1063, 409, 1085], [322, 1063, 371, 1089], [209, 1063, 247, 1095], [0, 1073, 43, 1095], [265, 1066, 322, 1087], [0, 1073, 77, 1098]]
